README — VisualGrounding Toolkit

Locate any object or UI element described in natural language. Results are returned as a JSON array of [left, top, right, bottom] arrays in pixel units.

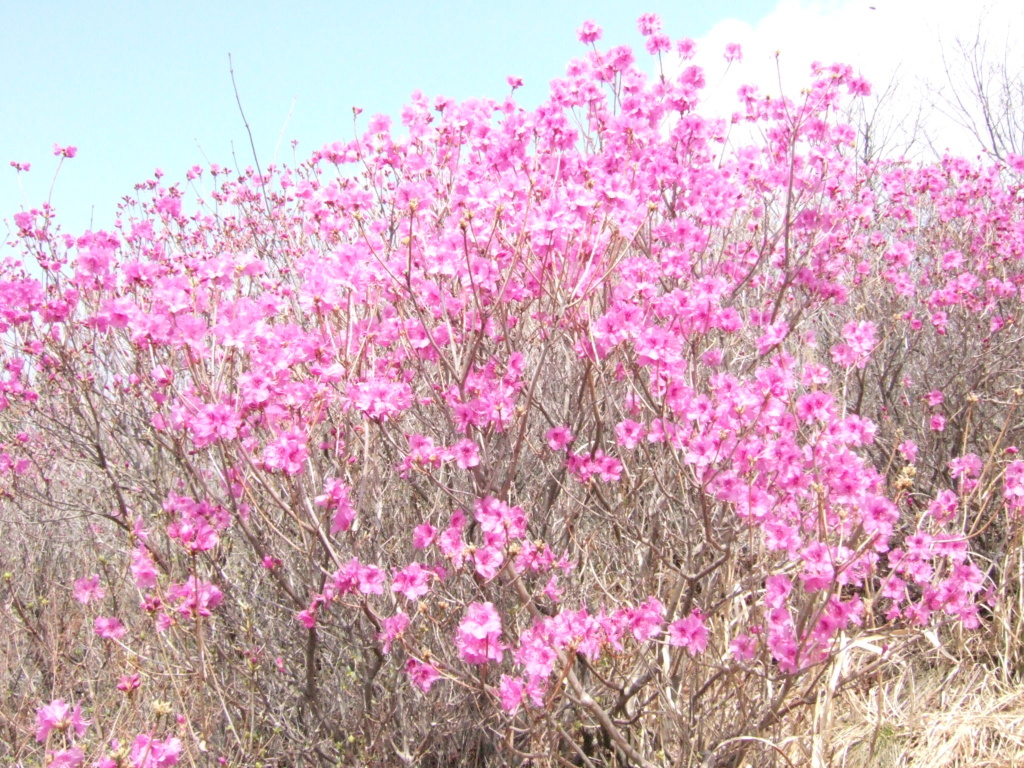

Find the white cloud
[[682, 0, 1024, 159]]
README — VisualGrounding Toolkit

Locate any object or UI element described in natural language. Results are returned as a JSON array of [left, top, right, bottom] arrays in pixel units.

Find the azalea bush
[[3, 14, 1024, 768]]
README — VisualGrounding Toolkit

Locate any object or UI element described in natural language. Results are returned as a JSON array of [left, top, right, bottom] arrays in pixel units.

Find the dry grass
[[824, 647, 1024, 767]]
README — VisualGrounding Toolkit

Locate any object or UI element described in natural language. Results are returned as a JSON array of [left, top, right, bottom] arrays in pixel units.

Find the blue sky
[[5, 0, 1021, 239], [2, 0, 778, 237]]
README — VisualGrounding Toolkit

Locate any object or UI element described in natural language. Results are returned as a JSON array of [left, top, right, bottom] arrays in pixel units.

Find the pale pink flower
[[94, 616, 126, 640], [73, 574, 105, 605], [378, 613, 410, 653], [35, 699, 89, 742], [576, 20, 602, 44], [499, 674, 524, 714], [130, 734, 182, 767], [48, 748, 85, 768]]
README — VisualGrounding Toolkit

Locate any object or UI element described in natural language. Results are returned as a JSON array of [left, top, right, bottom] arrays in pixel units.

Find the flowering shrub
[[3, 15, 1024, 768]]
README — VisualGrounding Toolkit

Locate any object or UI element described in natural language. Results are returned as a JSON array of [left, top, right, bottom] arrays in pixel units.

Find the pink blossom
[[765, 574, 792, 610], [406, 658, 441, 692], [35, 700, 89, 742], [130, 547, 158, 590], [677, 37, 696, 58], [576, 19, 602, 44], [545, 425, 574, 451], [167, 576, 223, 618], [130, 734, 182, 768], [1004, 460, 1024, 514], [474, 545, 504, 580], [628, 597, 665, 642], [118, 673, 141, 693], [316, 478, 356, 534], [450, 438, 480, 469], [667, 611, 708, 655], [543, 576, 563, 602], [348, 378, 413, 422], [730, 634, 757, 661], [94, 616, 126, 640], [412, 522, 436, 549], [357, 563, 385, 594], [457, 602, 504, 664], [378, 613, 410, 653], [899, 440, 919, 464], [73, 574, 105, 605], [391, 562, 433, 601], [263, 428, 309, 475], [49, 747, 85, 767], [499, 674, 525, 714], [637, 13, 661, 35]]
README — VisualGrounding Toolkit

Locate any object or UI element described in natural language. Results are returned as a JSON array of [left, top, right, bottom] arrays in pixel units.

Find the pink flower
[[677, 37, 696, 58], [261, 555, 282, 569], [629, 597, 665, 642], [615, 419, 645, 449], [899, 439, 918, 464], [130, 734, 182, 767], [412, 522, 436, 549], [406, 658, 441, 692], [668, 611, 709, 656], [167, 576, 223, 618], [316, 478, 356, 534], [131, 547, 158, 590], [378, 612, 410, 653], [543, 576, 563, 602], [457, 602, 504, 664], [94, 616, 126, 640], [450, 438, 480, 469], [499, 674, 525, 714], [724, 42, 743, 63], [474, 545, 504, 580], [35, 699, 90, 742], [48, 748, 85, 768], [765, 574, 792, 610], [118, 673, 141, 693], [391, 562, 433, 601], [506, 75, 523, 90], [357, 563, 385, 594], [637, 13, 661, 35], [545, 425, 574, 451], [73, 574, 106, 605], [576, 20, 602, 44], [263, 428, 309, 475], [831, 321, 877, 369], [348, 378, 413, 422], [930, 414, 946, 432], [730, 634, 757, 661]]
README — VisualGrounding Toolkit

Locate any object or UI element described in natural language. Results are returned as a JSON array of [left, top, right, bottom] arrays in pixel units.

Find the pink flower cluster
[[4, 11, 1019, 764]]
